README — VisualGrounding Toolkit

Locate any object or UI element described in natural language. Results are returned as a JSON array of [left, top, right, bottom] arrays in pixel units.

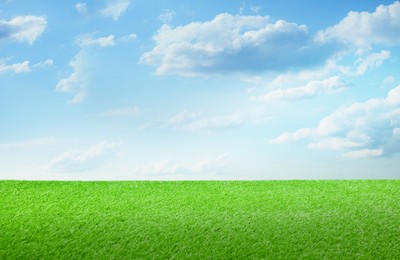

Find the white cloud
[[0, 137, 59, 148], [75, 2, 88, 15], [259, 76, 347, 101], [344, 149, 383, 158], [33, 59, 53, 68], [97, 106, 140, 117], [77, 34, 115, 47], [0, 59, 30, 73], [317, 1, 400, 46], [100, 0, 131, 20], [48, 141, 117, 172], [308, 137, 368, 150], [0, 58, 54, 74], [0, 15, 46, 44], [55, 50, 88, 103], [140, 13, 337, 76], [272, 85, 400, 157], [118, 33, 137, 42], [271, 128, 314, 144], [355, 50, 390, 75], [158, 9, 176, 24]]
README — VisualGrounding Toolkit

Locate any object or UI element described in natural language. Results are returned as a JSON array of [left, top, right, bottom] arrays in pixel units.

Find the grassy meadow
[[1, 180, 400, 259]]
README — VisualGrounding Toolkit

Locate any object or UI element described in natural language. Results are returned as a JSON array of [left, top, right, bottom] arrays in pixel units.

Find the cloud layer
[[141, 13, 337, 76]]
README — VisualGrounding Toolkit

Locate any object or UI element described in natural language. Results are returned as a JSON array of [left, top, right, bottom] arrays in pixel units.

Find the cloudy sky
[[1, 0, 400, 180]]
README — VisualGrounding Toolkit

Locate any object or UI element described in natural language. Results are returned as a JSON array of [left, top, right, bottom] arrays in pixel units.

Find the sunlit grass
[[1, 180, 400, 259]]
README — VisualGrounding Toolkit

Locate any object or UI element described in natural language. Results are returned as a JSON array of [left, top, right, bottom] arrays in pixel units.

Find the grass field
[[1, 180, 400, 259]]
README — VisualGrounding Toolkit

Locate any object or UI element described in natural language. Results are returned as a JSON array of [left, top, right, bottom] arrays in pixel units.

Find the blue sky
[[1, 0, 400, 180]]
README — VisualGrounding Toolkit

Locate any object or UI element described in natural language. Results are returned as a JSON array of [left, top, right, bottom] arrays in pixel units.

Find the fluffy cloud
[[317, 1, 400, 46], [77, 34, 115, 47], [100, 0, 131, 20], [272, 85, 400, 157], [140, 13, 337, 76], [55, 50, 88, 103], [258, 76, 347, 101], [48, 141, 117, 172], [0, 60, 30, 73], [0, 15, 46, 44]]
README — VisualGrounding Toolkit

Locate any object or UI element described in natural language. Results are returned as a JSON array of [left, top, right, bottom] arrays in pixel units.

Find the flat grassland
[[1, 180, 400, 259]]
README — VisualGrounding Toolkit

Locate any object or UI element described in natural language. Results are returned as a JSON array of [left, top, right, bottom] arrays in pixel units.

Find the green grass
[[1, 180, 400, 259]]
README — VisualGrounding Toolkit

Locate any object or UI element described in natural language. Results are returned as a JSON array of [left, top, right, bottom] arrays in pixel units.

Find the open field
[[1, 180, 400, 259]]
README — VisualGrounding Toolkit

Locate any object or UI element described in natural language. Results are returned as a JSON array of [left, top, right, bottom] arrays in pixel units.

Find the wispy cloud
[[0, 15, 46, 44], [32, 59, 53, 69], [0, 137, 60, 148], [258, 76, 347, 101], [118, 33, 137, 42], [158, 9, 176, 24], [132, 153, 232, 176], [100, 0, 131, 20], [55, 50, 88, 103], [272, 85, 400, 157], [182, 114, 244, 131], [143, 108, 271, 132], [143, 111, 250, 132], [77, 34, 116, 47], [344, 149, 383, 159], [75, 2, 88, 15], [48, 141, 117, 172], [354, 50, 391, 75]]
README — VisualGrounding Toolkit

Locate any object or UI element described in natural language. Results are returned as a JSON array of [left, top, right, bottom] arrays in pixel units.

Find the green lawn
[[1, 180, 400, 259]]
